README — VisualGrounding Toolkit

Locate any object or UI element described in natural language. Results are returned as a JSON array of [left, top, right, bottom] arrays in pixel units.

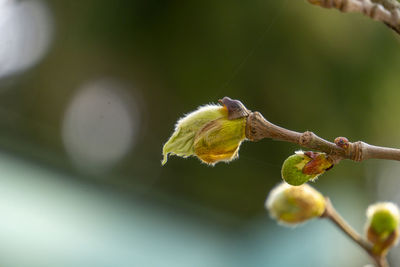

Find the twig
[[218, 98, 394, 266], [321, 198, 388, 267], [245, 111, 400, 163], [307, 0, 400, 35]]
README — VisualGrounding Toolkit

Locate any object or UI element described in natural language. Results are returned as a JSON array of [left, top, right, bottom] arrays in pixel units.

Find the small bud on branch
[[366, 202, 400, 256], [266, 182, 326, 225], [281, 151, 332, 186]]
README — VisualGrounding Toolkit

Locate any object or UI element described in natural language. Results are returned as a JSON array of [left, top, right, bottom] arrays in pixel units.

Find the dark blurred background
[[0, 0, 400, 266]]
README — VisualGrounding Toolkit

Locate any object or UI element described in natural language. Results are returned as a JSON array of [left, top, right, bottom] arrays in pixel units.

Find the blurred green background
[[1, 0, 400, 266]]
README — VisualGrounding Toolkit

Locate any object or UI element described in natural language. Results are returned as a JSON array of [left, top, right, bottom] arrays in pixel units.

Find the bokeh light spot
[[0, 0, 53, 78], [62, 79, 140, 174]]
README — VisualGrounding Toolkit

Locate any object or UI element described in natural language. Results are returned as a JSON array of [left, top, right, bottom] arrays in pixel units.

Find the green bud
[[281, 151, 332, 186], [365, 202, 400, 255], [162, 98, 247, 165], [266, 182, 326, 226]]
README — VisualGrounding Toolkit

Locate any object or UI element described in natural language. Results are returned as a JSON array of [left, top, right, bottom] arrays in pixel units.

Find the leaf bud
[[365, 202, 400, 255], [281, 151, 333, 186], [266, 182, 326, 225]]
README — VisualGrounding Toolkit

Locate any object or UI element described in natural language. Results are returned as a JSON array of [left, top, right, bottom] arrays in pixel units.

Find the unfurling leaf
[[162, 97, 248, 165]]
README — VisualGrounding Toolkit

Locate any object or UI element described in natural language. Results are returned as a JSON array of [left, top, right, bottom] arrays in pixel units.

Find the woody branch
[[307, 0, 400, 34], [245, 109, 400, 164]]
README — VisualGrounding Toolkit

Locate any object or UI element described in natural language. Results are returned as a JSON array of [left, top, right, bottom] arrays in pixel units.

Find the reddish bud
[[334, 137, 350, 149]]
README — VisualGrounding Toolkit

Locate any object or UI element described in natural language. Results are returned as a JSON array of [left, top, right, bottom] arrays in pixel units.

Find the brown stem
[[245, 111, 400, 163], [322, 198, 388, 267], [307, 0, 400, 35]]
